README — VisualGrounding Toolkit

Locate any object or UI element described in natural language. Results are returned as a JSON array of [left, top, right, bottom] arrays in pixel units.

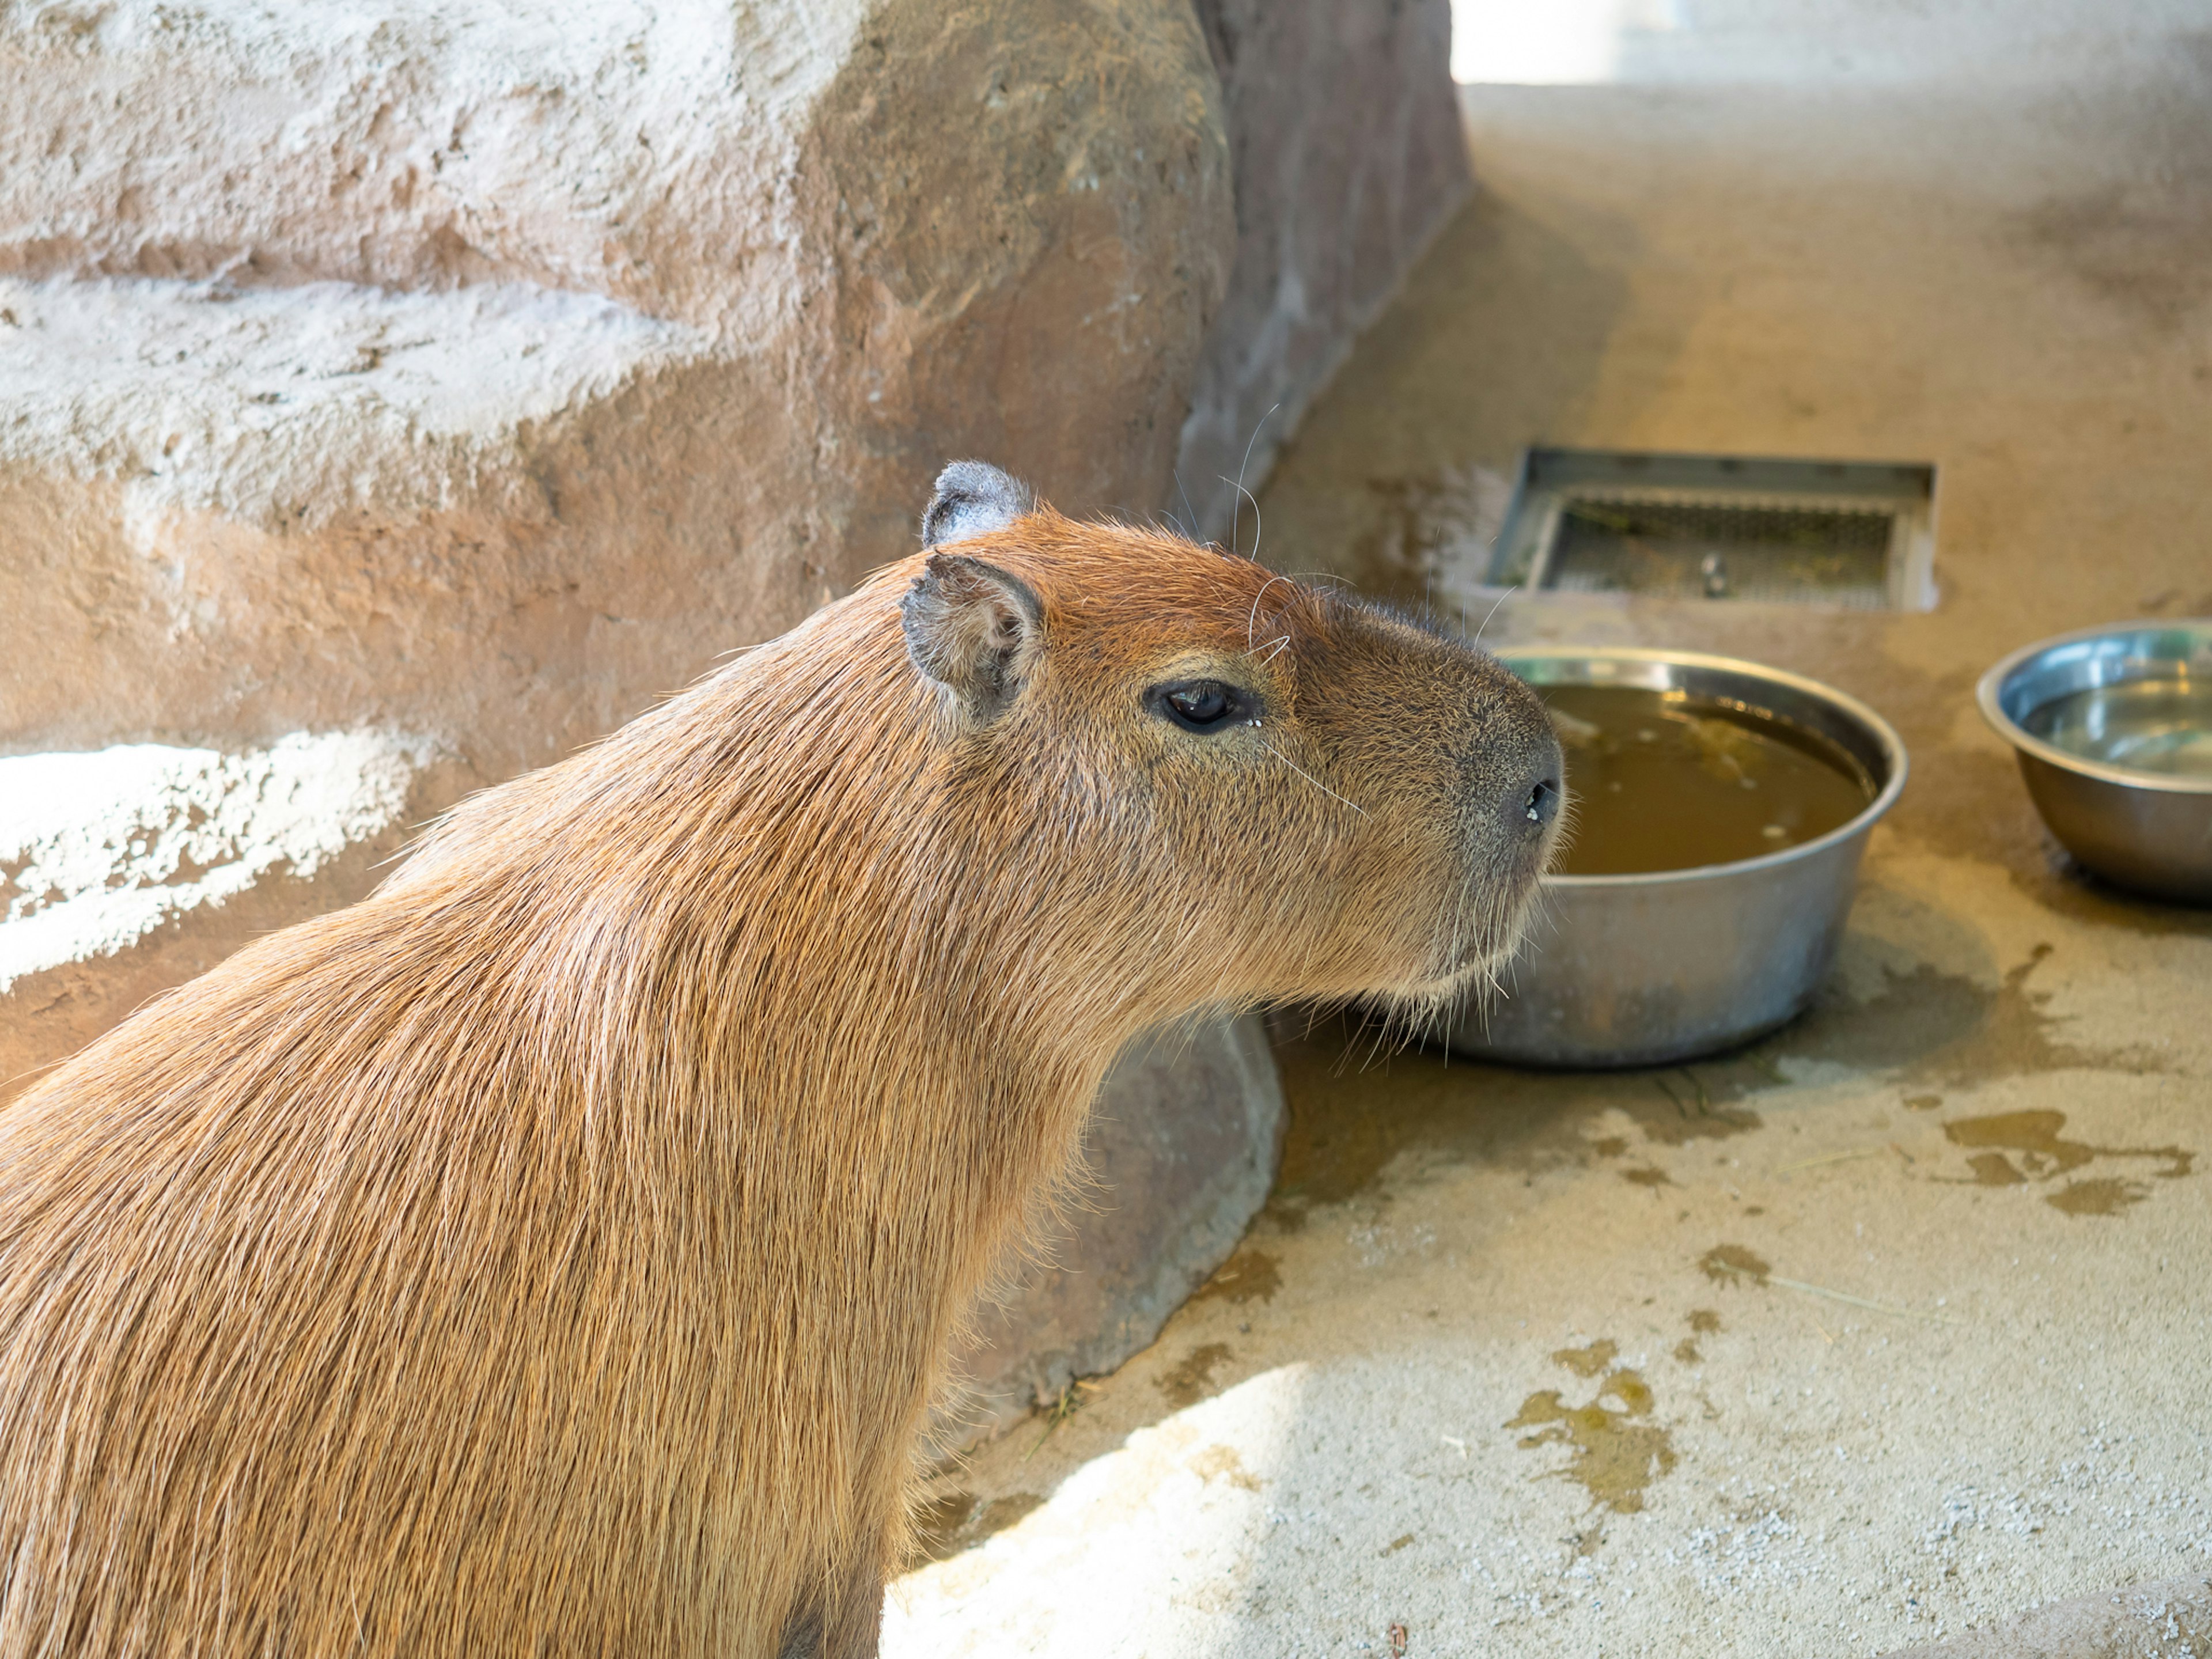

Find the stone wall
[[2, 0, 1234, 1087], [1175, 0, 1471, 547]]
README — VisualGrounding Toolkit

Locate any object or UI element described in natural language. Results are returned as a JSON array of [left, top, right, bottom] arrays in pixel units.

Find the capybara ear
[[900, 552, 1046, 724], [920, 460, 1035, 548]]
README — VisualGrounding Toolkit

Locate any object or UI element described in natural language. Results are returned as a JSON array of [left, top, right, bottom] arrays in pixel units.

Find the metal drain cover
[[1489, 449, 1937, 610]]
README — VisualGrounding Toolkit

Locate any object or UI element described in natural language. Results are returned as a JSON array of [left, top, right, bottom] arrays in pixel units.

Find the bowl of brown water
[[1448, 647, 1907, 1069], [1977, 619, 2212, 904]]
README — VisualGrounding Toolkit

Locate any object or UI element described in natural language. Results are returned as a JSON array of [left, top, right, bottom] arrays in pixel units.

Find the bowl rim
[[1494, 645, 1911, 889], [1974, 618, 2212, 798]]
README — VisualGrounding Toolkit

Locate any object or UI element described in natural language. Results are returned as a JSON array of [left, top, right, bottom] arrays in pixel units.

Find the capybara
[[0, 463, 1563, 1657]]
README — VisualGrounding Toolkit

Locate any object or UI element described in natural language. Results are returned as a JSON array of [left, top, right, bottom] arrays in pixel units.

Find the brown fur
[[0, 503, 1559, 1657]]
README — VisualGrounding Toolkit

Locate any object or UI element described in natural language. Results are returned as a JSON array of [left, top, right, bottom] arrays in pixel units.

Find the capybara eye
[[1147, 679, 1256, 734]]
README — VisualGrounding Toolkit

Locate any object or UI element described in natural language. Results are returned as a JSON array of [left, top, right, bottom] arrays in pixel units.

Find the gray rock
[[1176, 0, 1472, 546], [935, 1013, 1286, 1450], [1879, 1578, 2212, 1657]]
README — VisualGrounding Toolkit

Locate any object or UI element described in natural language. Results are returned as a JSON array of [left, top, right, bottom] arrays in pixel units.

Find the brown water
[[2020, 677, 2212, 779], [1507, 1338, 1677, 1517], [1537, 685, 1875, 876]]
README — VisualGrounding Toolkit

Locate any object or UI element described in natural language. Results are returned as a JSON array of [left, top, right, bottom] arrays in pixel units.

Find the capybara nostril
[[1524, 775, 1563, 830]]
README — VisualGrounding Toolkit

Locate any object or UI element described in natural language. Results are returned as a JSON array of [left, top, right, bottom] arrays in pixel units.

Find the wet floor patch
[[2011, 854, 2212, 938], [909, 1489, 1047, 1565], [1261, 941, 2185, 1260], [1508, 1341, 1679, 1518], [1631, 1069, 1764, 1142], [1188, 1444, 1262, 1492], [1699, 1244, 1772, 1286], [1264, 1016, 1764, 1226], [2045, 1178, 2148, 1217], [1189, 1247, 1282, 1306], [1943, 1108, 2194, 1215], [1551, 1338, 1622, 1377], [1159, 1342, 1235, 1410], [1264, 930, 2156, 1222], [1784, 943, 2167, 1086], [1674, 1309, 1722, 1364]]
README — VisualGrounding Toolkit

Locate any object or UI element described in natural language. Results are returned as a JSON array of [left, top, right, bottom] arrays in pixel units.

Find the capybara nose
[[1524, 774, 1563, 831], [1508, 728, 1565, 844]]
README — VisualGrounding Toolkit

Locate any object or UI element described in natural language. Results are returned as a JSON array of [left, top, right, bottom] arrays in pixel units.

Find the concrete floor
[[885, 47, 2212, 1659]]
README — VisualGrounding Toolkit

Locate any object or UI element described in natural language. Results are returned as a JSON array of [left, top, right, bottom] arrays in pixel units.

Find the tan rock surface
[[1, 0, 1234, 1086]]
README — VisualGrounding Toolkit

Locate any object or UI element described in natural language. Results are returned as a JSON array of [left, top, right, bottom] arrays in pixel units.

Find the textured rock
[[1174, 0, 1470, 545], [0, 730, 437, 994], [0, 0, 1234, 1086], [1880, 1578, 2212, 1658], [936, 1014, 1285, 1449], [0, 730, 470, 1097]]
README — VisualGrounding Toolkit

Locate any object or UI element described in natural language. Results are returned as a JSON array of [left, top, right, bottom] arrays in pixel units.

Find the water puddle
[[910, 1489, 1046, 1564], [1781, 942, 2167, 1086], [1944, 1108, 2194, 1215], [1188, 1444, 1262, 1491], [1158, 1342, 1235, 1409], [1699, 1244, 1772, 1285], [1508, 1339, 1679, 1517], [1551, 1338, 1621, 1377], [1674, 1308, 1722, 1364], [1189, 1247, 1282, 1306], [1265, 1017, 1763, 1227]]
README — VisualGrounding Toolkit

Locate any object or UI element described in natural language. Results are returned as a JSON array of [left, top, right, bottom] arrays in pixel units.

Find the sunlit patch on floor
[[908, 1490, 1046, 1565], [884, 1368, 1308, 1655]]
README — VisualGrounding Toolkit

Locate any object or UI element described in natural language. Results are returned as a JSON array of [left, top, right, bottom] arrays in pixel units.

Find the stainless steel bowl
[[1976, 620, 2212, 904], [1448, 648, 1908, 1070]]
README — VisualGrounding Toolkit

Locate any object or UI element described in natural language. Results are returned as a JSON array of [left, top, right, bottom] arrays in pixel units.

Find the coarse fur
[[0, 479, 1560, 1658]]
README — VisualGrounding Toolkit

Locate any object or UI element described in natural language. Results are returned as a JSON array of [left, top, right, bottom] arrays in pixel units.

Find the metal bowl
[[1447, 648, 1908, 1070], [1976, 620, 2212, 904]]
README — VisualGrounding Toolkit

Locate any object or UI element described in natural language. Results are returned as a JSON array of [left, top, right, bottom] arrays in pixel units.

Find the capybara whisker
[[1257, 741, 1368, 817], [1243, 570, 1295, 652]]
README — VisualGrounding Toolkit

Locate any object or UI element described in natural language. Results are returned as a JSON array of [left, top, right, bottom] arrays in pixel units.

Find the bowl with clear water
[[1447, 648, 1907, 1069], [1978, 619, 2212, 904]]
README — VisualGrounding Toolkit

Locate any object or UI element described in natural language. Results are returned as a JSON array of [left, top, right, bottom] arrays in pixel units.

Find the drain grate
[[1489, 449, 1937, 611], [1548, 494, 1896, 607]]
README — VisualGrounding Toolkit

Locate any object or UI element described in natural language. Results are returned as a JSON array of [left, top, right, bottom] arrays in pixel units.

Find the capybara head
[[894, 461, 1563, 1029]]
